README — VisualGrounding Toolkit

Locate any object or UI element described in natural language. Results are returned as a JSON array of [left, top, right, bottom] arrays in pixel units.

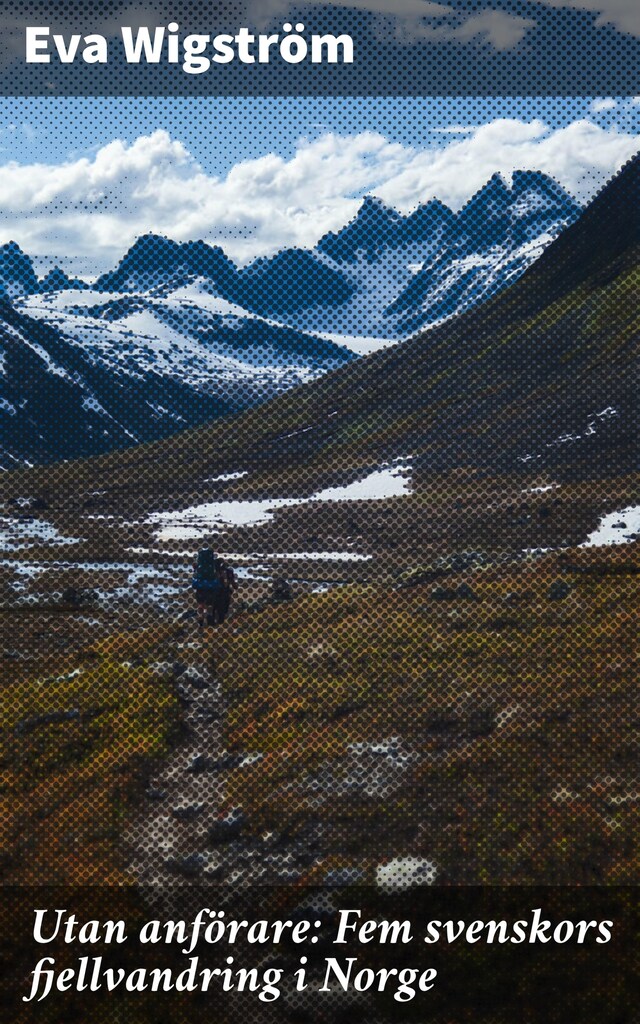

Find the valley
[[0, 167, 582, 470], [0, 155, 637, 901]]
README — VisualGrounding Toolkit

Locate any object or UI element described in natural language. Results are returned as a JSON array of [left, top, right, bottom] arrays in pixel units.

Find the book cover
[[1, 2, 638, 1020]]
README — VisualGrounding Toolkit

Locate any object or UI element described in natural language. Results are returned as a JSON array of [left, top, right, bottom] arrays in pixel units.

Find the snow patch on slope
[[150, 463, 413, 540]]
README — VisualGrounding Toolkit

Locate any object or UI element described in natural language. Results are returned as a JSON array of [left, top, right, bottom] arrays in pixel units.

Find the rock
[[212, 754, 246, 772], [486, 616, 522, 631], [397, 567, 449, 589], [558, 561, 639, 578], [547, 581, 571, 601], [165, 853, 207, 877], [145, 788, 167, 801], [504, 590, 534, 605], [276, 866, 304, 883], [194, 706, 221, 723], [61, 587, 96, 608], [181, 668, 208, 690], [324, 867, 366, 887], [551, 784, 580, 804], [424, 709, 459, 735], [185, 754, 213, 774], [304, 643, 341, 671], [375, 857, 438, 893], [239, 752, 264, 769], [331, 702, 363, 721], [467, 707, 496, 737], [202, 856, 225, 880], [15, 708, 80, 735], [348, 737, 404, 758], [294, 848, 320, 869], [496, 705, 524, 729], [431, 584, 477, 601], [150, 661, 188, 682], [172, 803, 206, 820], [208, 808, 247, 844], [290, 897, 335, 926], [62, 587, 81, 607], [174, 684, 194, 705], [538, 708, 570, 724], [271, 578, 293, 603], [150, 662, 176, 682]]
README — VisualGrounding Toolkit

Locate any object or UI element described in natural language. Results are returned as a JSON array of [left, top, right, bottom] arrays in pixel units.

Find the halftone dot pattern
[[1, 3, 640, 94], [0, 92, 638, 1024]]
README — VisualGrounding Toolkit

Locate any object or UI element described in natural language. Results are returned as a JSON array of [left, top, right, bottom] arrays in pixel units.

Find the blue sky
[[0, 2, 638, 273], [0, 96, 638, 275], [2, 96, 639, 174]]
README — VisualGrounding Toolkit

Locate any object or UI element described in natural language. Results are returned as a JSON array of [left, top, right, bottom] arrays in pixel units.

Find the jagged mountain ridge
[[0, 170, 581, 341], [316, 196, 457, 263], [383, 170, 582, 333], [40, 267, 89, 293], [93, 170, 580, 338], [0, 242, 41, 298], [95, 235, 239, 297]]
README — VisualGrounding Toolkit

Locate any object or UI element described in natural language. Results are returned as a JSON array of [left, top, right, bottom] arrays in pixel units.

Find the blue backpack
[[192, 548, 224, 593]]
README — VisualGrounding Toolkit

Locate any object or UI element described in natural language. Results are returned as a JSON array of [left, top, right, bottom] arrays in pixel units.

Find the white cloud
[[0, 120, 637, 275], [591, 98, 618, 112], [537, 0, 640, 38], [434, 125, 477, 134], [374, 119, 640, 211], [249, 0, 452, 24], [431, 10, 536, 48], [458, 11, 536, 48], [251, 0, 535, 49], [301, 0, 451, 15]]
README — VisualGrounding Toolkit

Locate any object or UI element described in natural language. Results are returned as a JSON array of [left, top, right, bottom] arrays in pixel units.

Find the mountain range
[[0, 170, 580, 341], [28, 150, 633, 507], [0, 286, 354, 469], [3, 152, 637, 917], [2, 165, 626, 473]]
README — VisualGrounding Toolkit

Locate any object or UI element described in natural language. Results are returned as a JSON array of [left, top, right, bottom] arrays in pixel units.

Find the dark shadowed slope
[[0, 298, 232, 468], [0, 292, 355, 469]]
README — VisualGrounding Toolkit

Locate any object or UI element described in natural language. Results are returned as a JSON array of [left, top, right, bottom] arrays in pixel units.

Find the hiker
[[192, 547, 236, 627]]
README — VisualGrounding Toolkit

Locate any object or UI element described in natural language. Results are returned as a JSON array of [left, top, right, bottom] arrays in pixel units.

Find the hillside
[[1, 286, 354, 468]]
